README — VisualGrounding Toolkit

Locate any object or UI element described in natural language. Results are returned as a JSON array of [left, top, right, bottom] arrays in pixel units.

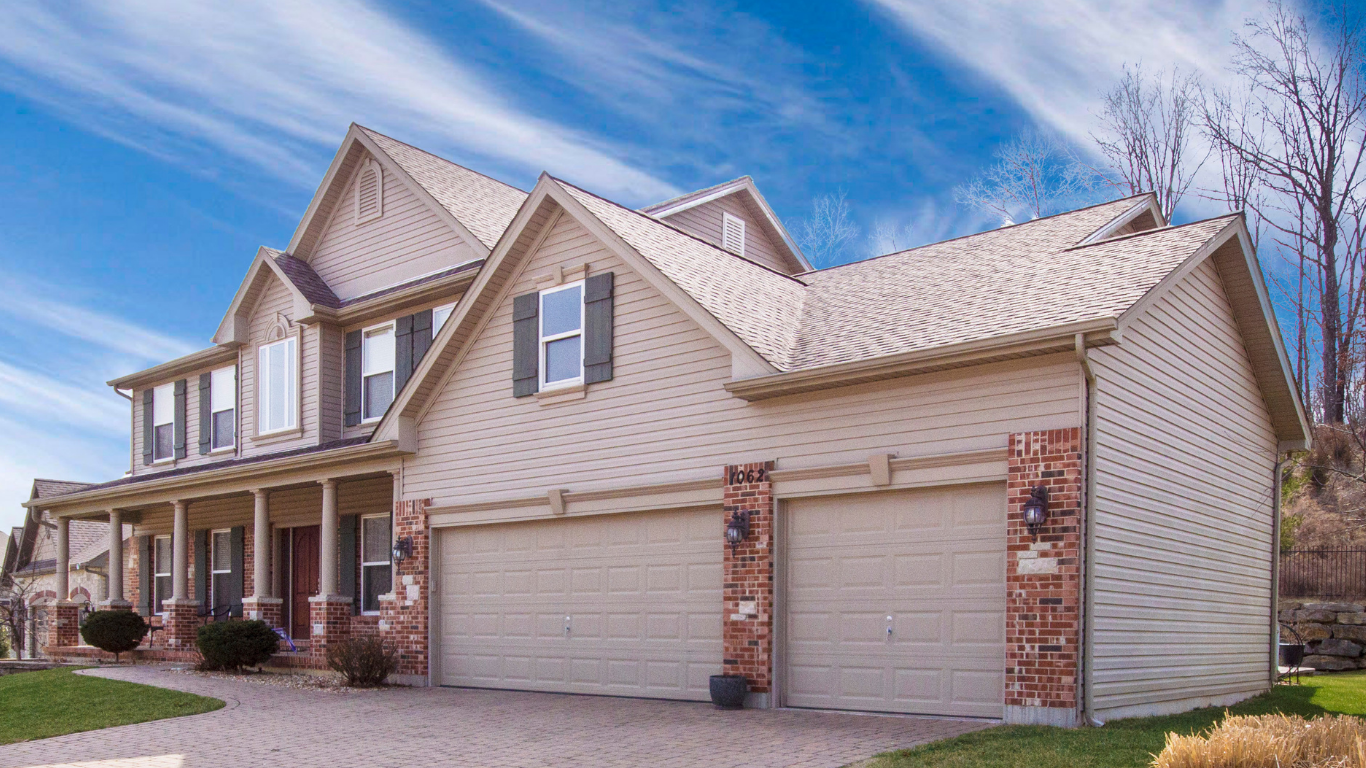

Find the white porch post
[[54, 516, 69, 601], [106, 509, 125, 605], [253, 489, 270, 598], [319, 479, 339, 597], [172, 500, 189, 601]]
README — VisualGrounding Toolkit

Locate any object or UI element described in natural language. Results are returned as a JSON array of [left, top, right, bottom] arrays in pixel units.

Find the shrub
[[325, 635, 397, 687], [1153, 713, 1366, 768], [196, 620, 279, 672], [79, 610, 147, 662]]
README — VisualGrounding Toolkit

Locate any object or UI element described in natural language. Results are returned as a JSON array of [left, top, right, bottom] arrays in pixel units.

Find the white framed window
[[257, 337, 298, 435], [539, 281, 584, 390], [722, 212, 746, 257], [153, 535, 172, 615], [362, 322, 396, 422], [355, 159, 383, 224], [360, 514, 392, 614], [210, 366, 236, 451], [210, 529, 231, 609], [152, 383, 175, 462], [432, 302, 456, 332]]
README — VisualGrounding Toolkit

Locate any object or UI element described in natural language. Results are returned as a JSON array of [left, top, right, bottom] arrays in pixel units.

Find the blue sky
[[0, 0, 1293, 530]]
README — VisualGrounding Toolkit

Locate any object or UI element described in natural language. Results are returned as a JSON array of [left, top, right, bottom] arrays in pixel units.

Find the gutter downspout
[[113, 387, 133, 476], [1075, 333, 1100, 727], [1271, 454, 1283, 686]]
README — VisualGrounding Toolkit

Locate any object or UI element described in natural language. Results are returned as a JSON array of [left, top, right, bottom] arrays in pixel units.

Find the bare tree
[[867, 219, 916, 256], [1092, 65, 1208, 221], [0, 578, 38, 659], [1204, 1, 1366, 424], [956, 131, 1096, 224], [796, 191, 860, 268]]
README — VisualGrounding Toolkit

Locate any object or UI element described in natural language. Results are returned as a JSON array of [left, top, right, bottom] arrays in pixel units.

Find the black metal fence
[[1280, 550, 1366, 598]]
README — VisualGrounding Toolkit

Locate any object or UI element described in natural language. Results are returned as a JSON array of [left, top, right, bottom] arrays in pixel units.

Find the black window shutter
[[194, 529, 208, 608], [173, 379, 187, 459], [394, 314, 414, 393], [338, 514, 357, 615], [584, 272, 615, 384], [137, 535, 152, 616], [141, 390, 154, 466], [411, 308, 433, 367], [229, 526, 245, 617], [344, 330, 363, 427], [512, 292, 539, 397], [198, 372, 212, 455]]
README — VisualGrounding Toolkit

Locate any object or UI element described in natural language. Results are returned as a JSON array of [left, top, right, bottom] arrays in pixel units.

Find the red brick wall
[[1005, 428, 1083, 722], [380, 498, 430, 678], [309, 597, 352, 663], [721, 462, 774, 695]]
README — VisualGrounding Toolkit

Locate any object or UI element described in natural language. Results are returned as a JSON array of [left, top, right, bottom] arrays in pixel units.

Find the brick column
[[379, 498, 430, 683], [243, 597, 284, 628], [162, 599, 200, 648], [1005, 428, 1083, 727], [48, 601, 81, 648], [721, 462, 774, 708], [309, 596, 352, 663]]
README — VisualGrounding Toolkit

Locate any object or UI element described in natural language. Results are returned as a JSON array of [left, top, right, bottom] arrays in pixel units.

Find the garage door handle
[[565, 616, 571, 636], [886, 615, 894, 637]]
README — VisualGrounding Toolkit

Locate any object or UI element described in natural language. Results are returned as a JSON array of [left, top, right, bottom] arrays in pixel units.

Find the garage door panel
[[439, 508, 723, 701], [785, 483, 1006, 717]]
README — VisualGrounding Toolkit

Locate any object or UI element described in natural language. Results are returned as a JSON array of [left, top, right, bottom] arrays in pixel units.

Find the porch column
[[49, 517, 80, 648], [54, 516, 69, 601], [242, 489, 284, 629], [319, 479, 339, 597], [163, 499, 198, 649], [101, 509, 131, 609]]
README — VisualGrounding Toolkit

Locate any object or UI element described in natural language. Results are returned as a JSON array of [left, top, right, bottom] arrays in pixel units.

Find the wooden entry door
[[290, 525, 320, 641]]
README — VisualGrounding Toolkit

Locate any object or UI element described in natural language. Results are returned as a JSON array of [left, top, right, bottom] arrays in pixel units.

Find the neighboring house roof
[[31, 479, 95, 499], [640, 175, 810, 272]]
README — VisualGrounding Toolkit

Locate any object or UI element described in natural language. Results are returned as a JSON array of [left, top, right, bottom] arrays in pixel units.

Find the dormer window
[[722, 212, 746, 257], [355, 158, 383, 225]]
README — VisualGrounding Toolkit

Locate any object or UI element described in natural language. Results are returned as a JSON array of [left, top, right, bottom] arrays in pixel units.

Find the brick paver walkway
[[0, 666, 993, 768]]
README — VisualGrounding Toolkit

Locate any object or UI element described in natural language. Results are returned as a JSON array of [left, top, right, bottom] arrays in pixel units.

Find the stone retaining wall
[[1280, 600, 1366, 671]]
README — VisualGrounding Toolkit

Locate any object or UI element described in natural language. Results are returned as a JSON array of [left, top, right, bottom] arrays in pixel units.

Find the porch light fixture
[[391, 536, 413, 564], [725, 511, 751, 553], [1022, 486, 1049, 536]]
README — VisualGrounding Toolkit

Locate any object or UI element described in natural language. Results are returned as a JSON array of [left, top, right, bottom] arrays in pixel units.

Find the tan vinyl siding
[[308, 152, 478, 302], [658, 193, 791, 274], [241, 276, 318, 457], [316, 322, 345, 444], [1088, 258, 1278, 719], [404, 215, 1083, 504]]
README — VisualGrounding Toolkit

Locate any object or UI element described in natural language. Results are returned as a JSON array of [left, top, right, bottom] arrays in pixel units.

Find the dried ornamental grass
[[1152, 714, 1366, 768]]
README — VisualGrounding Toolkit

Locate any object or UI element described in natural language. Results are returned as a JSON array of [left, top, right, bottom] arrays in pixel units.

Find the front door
[[291, 525, 320, 641]]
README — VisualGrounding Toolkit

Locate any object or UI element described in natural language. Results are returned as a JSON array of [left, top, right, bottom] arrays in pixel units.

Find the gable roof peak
[[639, 175, 810, 273]]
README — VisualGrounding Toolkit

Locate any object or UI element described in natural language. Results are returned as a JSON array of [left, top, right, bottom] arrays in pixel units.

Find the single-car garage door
[[784, 483, 1007, 717], [437, 507, 723, 700]]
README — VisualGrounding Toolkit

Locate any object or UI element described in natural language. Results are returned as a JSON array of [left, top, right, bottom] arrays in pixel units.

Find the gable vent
[[355, 159, 383, 225], [721, 212, 746, 257]]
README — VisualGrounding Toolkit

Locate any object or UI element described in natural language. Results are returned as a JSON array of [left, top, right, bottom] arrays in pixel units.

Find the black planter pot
[[1280, 643, 1306, 667], [709, 674, 748, 709]]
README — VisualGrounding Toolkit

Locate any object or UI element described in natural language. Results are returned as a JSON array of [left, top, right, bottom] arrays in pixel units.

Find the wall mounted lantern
[[391, 535, 413, 564], [1022, 486, 1049, 536], [725, 511, 751, 553]]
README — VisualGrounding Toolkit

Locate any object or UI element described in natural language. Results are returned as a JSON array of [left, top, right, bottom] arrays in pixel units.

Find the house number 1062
[[728, 467, 767, 485]]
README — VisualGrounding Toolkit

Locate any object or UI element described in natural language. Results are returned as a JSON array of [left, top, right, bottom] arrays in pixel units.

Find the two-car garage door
[[435, 483, 1006, 716]]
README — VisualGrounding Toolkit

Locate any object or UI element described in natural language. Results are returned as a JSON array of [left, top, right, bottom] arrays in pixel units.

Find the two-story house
[[28, 124, 1308, 727]]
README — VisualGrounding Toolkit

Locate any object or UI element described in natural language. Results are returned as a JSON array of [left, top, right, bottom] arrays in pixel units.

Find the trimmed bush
[[325, 636, 397, 687], [196, 620, 279, 672], [79, 610, 147, 662]]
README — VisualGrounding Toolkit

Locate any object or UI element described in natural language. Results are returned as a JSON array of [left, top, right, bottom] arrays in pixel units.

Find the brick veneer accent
[[49, 601, 81, 648], [721, 462, 775, 701], [243, 596, 283, 628], [162, 599, 201, 648], [380, 498, 430, 679], [1004, 428, 1083, 727], [309, 597, 353, 663]]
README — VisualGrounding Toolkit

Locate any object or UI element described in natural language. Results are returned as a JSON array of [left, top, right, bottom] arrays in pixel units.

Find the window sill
[[252, 427, 304, 446], [536, 383, 586, 405], [208, 446, 235, 456], [151, 457, 176, 467]]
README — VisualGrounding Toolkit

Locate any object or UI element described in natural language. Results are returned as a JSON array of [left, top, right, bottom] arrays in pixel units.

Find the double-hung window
[[210, 530, 231, 609], [539, 281, 584, 389], [210, 366, 236, 450], [432, 302, 456, 332], [360, 515, 392, 614], [257, 337, 298, 435], [362, 323, 395, 421], [153, 536, 172, 614], [152, 383, 176, 462]]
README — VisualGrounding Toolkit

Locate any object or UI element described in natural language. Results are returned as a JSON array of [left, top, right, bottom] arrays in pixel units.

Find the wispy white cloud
[[0, 0, 679, 201]]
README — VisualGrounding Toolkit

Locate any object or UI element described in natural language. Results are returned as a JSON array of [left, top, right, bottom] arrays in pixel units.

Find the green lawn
[[0, 667, 223, 745], [866, 672, 1366, 768]]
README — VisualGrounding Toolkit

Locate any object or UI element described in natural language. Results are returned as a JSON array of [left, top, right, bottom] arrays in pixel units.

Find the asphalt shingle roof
[[272, 251, 341, 308], [32, 479, 94, 499]]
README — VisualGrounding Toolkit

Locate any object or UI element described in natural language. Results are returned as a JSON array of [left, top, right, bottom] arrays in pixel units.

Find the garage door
[[437, 507, 723, 700], [784, 483, 1006, 717]]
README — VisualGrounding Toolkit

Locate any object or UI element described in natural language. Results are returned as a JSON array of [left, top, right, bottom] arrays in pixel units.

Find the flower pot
[[1280, 643, 1305, 667], [709, 674, 748, 709]]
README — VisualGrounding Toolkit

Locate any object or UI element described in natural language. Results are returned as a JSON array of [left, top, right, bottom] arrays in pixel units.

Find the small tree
[[80, 610, 147, 663]]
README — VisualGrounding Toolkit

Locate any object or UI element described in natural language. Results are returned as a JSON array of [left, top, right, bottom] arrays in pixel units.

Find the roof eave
[[107, 345, 240, 390], [726, 318, 1121, 401]]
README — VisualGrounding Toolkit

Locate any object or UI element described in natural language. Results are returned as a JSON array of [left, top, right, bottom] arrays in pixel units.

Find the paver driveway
[[0, 666, 993, 768]]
